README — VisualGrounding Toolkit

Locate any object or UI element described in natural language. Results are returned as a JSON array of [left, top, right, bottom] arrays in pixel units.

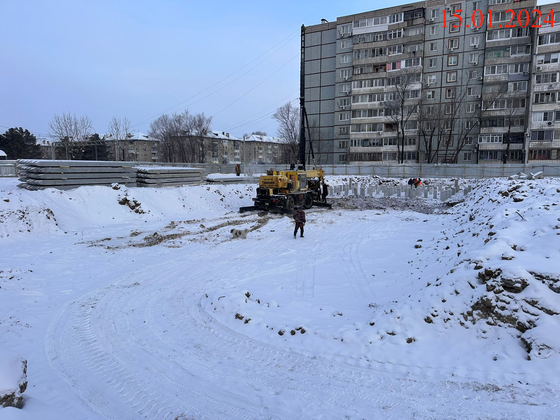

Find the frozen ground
[[0, 175, 559, 419]]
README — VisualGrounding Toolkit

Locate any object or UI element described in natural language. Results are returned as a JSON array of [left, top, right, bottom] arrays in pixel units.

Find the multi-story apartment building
[[173, 131, 288, 165], [530, 2, 560, 162], [302, 0, 560, 164], [108, 132, 160, 162]]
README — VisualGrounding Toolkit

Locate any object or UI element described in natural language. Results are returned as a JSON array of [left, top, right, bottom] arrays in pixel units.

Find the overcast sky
[[1, 0, 558, 140]]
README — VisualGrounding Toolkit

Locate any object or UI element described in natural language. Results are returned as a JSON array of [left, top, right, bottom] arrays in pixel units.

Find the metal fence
[[0, 160, 17, 177], [2, 160, 560, 179], [319, 163, 560, 178]]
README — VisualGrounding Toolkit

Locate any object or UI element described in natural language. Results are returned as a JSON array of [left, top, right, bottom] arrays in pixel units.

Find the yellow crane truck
[[240, 167, 330, 213]]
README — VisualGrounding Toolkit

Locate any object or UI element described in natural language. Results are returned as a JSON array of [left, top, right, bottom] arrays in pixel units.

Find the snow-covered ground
[[0, 175, 559, 419]]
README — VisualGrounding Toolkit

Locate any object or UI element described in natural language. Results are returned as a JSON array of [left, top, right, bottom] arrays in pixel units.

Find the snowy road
[[41, 210, 558, 420]]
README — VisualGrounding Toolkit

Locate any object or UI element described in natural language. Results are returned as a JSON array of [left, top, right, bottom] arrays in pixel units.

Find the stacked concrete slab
[[16, 160, 136, 190], [136, 166, 203, 187]]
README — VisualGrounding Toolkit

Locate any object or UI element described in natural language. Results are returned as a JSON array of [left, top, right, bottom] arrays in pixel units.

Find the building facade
[[302, 0, 560, 164], [173, 131, 288, 165]]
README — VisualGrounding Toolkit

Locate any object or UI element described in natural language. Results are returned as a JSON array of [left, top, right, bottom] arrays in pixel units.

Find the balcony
[[529, 140, 560, 149]]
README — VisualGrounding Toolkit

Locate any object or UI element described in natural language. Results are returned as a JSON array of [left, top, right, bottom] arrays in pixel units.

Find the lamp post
[[243, 135, 246, 176]]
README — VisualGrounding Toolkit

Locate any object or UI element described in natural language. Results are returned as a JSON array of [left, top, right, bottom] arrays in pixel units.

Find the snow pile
[[423, 178, 560, 360], [0, 181, 256, 240], [0, 351, 27, 408]]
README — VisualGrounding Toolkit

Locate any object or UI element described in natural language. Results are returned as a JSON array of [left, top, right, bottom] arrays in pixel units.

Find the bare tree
[[419, 103, 445, 163], [384, 68, 422, 164], [148, 114, 182, 162], [419, 75, 505, 164], [107, 117, 131, 161], [48, 113, 94, 159], [273, 102, 299, 164]]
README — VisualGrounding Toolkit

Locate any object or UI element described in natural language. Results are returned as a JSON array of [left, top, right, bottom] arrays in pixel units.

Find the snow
[[0, 352, 24, 394], [0, 175, 559, 419]]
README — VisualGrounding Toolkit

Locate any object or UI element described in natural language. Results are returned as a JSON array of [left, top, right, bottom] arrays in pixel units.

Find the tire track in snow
[[45, 211, 558, 420]]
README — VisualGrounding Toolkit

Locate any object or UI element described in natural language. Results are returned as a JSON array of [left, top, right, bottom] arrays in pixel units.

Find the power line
[[224, 92, 297, 129], [212, 54, 298, 119], [224, 94, 298, 134], [130, 29, 300, 129]]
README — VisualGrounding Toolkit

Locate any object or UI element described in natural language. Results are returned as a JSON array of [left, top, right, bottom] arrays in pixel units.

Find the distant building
[[171, 131, 288, 165], [105, 132, 160, 162]]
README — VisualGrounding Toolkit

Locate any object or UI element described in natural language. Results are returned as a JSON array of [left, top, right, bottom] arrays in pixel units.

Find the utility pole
[[243, 135, 246, 175]]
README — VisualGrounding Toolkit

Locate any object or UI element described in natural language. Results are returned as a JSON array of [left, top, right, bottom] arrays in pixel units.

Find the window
[[509, 63, 529, 74], [537, 53, 559, 64], [387, 44, 403, 55], [446, 88, 456, 99], [427, 74, 437, 85], [469, 69, 479, 79], [479, 134, 502, 143], [339, 112, 349, 121], [479, 151, 500, 160], [389, 13, 404, 23], [429, 58, 437, 68], [469, 53, 479, 64], [339, 127, 349, 135], [509, 81, 527, 92], [387, 29, 404, 40], [338, 140, 348, 149], [465, 120, 477, 129], [467, 103, 476, 113], [430, 9, 437, 19], [538, 33, 560, 45], [340, 54, 351, 64], [530, 131, 554, 141], [529, 150, 552, 160], [487, 29, 510, 41], [339, 24, 352, 35], [407, 44, 423, 53], [430, 42, 437, 51], [445, 104, 455, 114], [449, 22, 460, 33], [430, 26, 437, 35], [340, 40, 351, 49], [404, 121, 418, 130], [447, 71, 457, 82], [448, 38, 459, 49], [463, 152, 472, 161], [450, 4, 461, 14], [484, 64, 509, 75], [536, 73, 558, 84], [534, 92, 557, 104], [427, 90, 436, 99], [404, 58, 421, 67], [532, 111, 555, 122], [340, 69, 351, 79], [408, 27, 423, 36], [448, 55, 458, 66]]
